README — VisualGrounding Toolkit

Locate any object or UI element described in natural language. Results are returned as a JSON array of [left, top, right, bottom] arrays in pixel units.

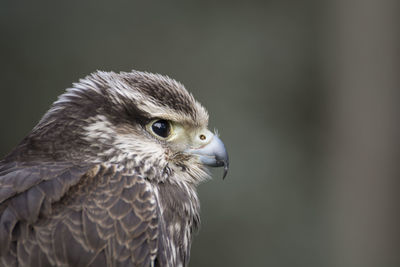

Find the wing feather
[[0, 161, 165, 266]]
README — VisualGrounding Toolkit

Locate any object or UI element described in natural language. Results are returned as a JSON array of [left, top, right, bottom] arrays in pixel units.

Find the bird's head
[[35, 70, 228, 185]]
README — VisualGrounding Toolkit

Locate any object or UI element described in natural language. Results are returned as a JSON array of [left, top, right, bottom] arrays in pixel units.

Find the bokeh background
[[1, 1, 399, 267]]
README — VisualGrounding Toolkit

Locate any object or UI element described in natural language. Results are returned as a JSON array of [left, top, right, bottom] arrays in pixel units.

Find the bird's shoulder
[[0, 160, 168, 266]]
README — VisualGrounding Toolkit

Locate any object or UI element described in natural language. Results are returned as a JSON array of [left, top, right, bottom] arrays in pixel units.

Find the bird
[[0, 70, 229, 267]]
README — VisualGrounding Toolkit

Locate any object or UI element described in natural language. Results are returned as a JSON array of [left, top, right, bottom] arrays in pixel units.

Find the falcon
[[0, 70, 229, 267]]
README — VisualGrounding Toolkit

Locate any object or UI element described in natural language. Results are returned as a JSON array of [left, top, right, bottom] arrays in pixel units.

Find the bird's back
[[0, 162, 174, 267]]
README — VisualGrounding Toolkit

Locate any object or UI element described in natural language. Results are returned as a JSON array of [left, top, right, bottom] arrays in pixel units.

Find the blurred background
[[0, 1, 399, 266]]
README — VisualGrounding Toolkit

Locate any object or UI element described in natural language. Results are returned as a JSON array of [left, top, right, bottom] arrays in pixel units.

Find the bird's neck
[[156, 179, 200, 265]]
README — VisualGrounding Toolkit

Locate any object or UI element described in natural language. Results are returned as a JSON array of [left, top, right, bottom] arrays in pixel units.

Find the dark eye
[[151, 119, 171, 138]]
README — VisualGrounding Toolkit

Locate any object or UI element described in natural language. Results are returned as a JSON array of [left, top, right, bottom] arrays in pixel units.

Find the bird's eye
[[151, 119, 171, 138]]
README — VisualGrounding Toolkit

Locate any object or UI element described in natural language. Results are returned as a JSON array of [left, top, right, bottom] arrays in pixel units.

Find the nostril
[[199, 134, 206, 141]]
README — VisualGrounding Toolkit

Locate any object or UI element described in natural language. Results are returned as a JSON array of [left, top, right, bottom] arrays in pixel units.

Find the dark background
[[1, 1, 399, 267]]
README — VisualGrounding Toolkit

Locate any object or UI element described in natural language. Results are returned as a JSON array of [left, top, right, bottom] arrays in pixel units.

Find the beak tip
[[222, 161, 229, 180]]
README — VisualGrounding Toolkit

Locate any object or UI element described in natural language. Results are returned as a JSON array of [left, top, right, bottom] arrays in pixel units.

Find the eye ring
[[149, 119, 171, 139]]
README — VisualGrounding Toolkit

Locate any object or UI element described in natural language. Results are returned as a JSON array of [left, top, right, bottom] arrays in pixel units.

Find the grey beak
[[185, 135, 229, 179]]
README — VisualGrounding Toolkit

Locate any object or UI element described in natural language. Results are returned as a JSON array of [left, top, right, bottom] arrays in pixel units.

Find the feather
[[0, 163, 169, 266]]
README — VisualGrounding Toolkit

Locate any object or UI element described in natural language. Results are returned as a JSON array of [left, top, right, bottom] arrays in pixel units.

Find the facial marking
[[82, 115, 167, 179]]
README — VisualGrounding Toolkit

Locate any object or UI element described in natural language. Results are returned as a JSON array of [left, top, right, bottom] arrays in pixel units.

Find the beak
[[185, 135, 229, 179]]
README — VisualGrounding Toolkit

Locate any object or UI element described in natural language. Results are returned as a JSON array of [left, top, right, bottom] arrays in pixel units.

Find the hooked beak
[[185, 135, 229, 179]]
